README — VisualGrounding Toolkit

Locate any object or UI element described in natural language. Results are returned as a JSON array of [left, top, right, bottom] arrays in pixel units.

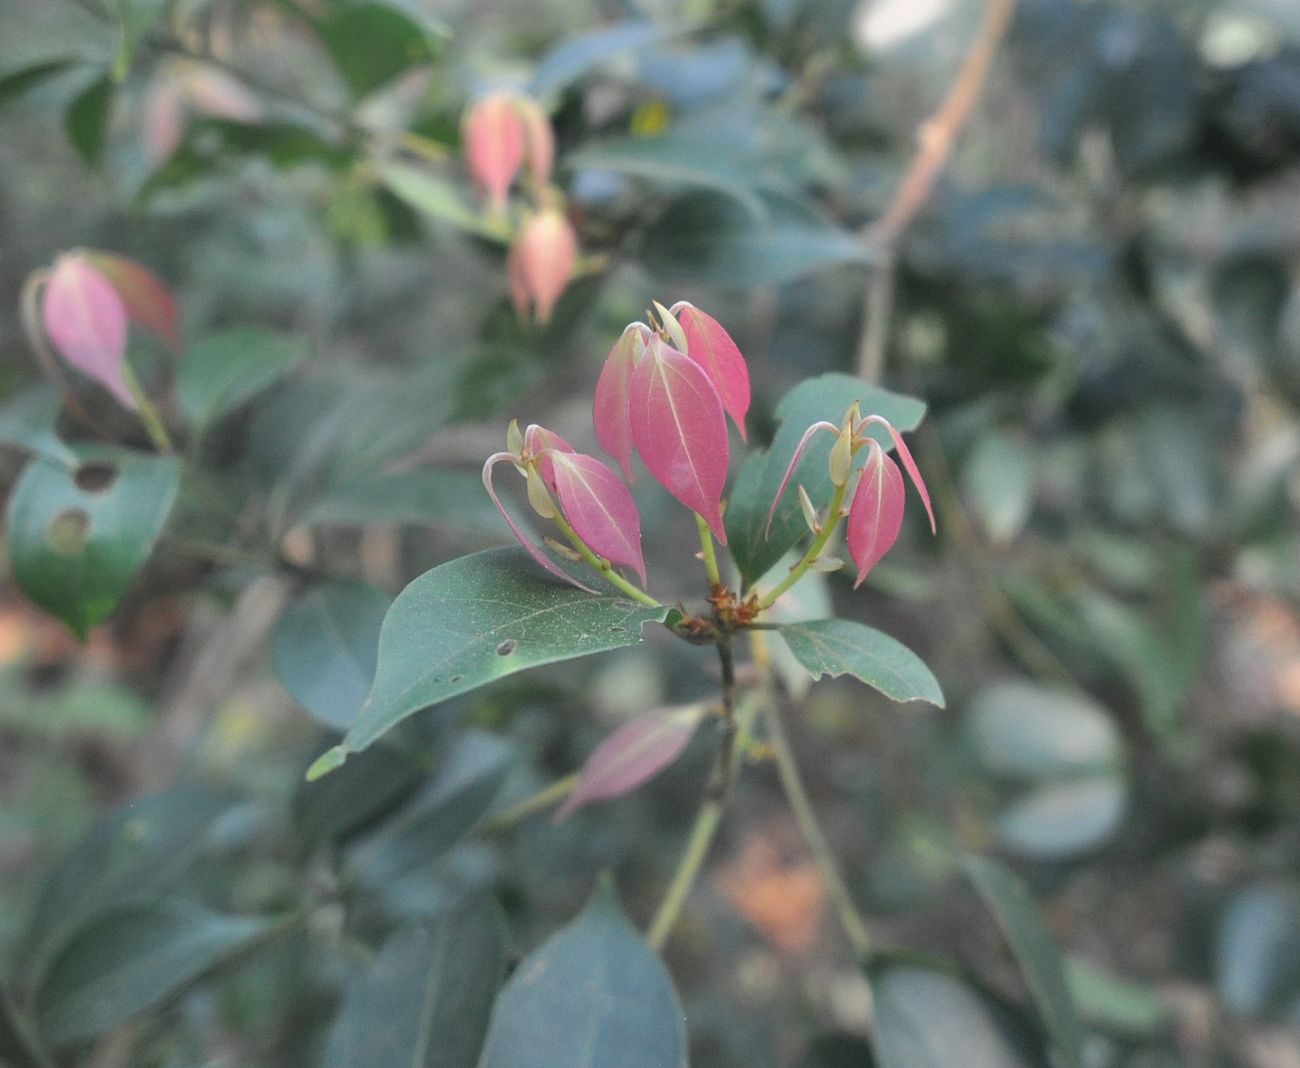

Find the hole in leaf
[[496, 639, 517, 656], [47, 509, 91, 556], [74, 461, 118, 493]]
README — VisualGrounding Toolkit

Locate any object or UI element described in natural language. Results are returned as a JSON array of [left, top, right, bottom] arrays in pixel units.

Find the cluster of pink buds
[[21, 251, 178, 411], [463, 91, 576, 325]]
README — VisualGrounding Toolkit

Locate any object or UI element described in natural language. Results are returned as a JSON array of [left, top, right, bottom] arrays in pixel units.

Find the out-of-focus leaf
[[0, 983, 53, 1068], [726, 374, 926, 584], [779, 620, 944, 707], [963, 855, 1083, 1068], [345, 731, 514, 886], [965, 682, 1122, 781], [0, 674, 147, 739], [869, 964, 1038, 1067], [1215, 884, 1300, 1016], [315, 2, 437, 98], [64, 75, 112, 167], [322, 897, 502, 1068], [0, 58, 79, 106], [961, 431, 1035, 544], [175, 327, 310, 427], [1134, 405, 1218, 536], [314, 548, 668, 766], [376, 162, 497, 238], [35, 901, 272, 1047], [558, 704, 709, 819], [530, 22, 674, 97], [301, 468, 501, 532], [996, 778, 1127, 860], [0, 385, 78, 467], [7, 449, 181, 638], [1066, 958, 1170, 1038], [478, 879, 687, 1068], [293, 743, 424, 847], [110, 0, 170, 81], [272, 582, 391, 732]]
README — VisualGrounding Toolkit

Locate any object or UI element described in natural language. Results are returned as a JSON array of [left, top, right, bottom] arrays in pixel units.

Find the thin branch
[[857, 0, 1018, 381]]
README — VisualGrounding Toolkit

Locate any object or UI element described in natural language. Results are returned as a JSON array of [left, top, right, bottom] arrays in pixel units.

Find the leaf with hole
[[322, 897, 503, 1068], [6, 449, 180, 638], [778, 620, 943, 707], [478, 878, 687, 1068]]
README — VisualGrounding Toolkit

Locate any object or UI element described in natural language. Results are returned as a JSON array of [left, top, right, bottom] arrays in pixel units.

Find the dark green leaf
[[322, 548, 669, 762], [301, 468, 501, 532], [0, 384, 78, 467], [0, 983, 54, 1068], [35, 901, 272, 1047], [345, 731, 514, 886], [272, 582, 391, 731], [726, 374, 926, 584], [175, 327, 310, 427], [315, 3, 436, 98], [65, 75, 112, 167], [641, 190, 873, 289], [779, 620, 944, 707], [963, 856, 1083, 1068], [869, 964, 1038, 1068], [322, 897, 503, 1068], [478, 879, 687, 1068], [0, 58, 79, 107], [293, 743, 425, 847], [6, 449, 181, 638]]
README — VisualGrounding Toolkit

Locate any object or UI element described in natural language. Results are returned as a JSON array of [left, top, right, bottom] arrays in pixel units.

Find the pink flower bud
[[463, 93, 526, 215], [509, 208, 578, 324], [593, 322, 651, 482], [83, 252, 179, 350], [41, 254, 134, 410], [847, 440, 905, 587], [628, 336, 729, 543], [514, 94, 555, 195], [669, 302, 750, 440]]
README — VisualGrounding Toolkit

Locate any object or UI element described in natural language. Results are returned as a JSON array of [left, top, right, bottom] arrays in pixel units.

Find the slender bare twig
[[857, 0, 1018, 381]]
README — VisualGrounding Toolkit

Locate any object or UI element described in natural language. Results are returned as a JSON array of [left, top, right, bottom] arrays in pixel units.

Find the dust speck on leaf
[[496, 639, 518, 656]]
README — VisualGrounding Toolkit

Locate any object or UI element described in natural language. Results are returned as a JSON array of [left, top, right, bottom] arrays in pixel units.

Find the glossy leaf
[[593, 323, 650, 481], [7, 449, 181, 638], [35, 901, 272, 1047], [41, 255, 132, 409], [320, 548, 669, 761], [557, 704, 708, 819], [272, 582, 391, 731], [322, 898, 504, 1068], [869, 964, 1038, 1068], [175, 327, 309, 427], [629, 337, 729, 541], [84, 252, 179, 349], [670, 301, 750, 439], [478, 879, 687, 1068], [847, 442, 905, 588], [779, 620, 944, 707], [726, 374, 926, 584], [963, 855, 1084, 1068], [547, 450, 646, 584]]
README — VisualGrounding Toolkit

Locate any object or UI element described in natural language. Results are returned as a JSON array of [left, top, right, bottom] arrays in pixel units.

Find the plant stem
[[480, 774, 577, 834], [756, 480, 848, 611], [549, 510, 663, 609], [121, 363, 174, 453], [695, 513, 722, 587], [763, 698, 873, 960]]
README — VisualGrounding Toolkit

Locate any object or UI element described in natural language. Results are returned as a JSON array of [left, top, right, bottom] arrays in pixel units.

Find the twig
[[479, 774, 577, 834], [856, 0, 1018, 381]]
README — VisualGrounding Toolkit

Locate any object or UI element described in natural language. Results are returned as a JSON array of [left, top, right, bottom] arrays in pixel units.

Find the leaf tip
[[305, 745, 348, 781]]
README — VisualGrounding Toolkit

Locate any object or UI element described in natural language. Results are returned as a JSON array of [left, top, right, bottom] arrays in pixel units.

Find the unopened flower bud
[[828, 425, 854, 487], [798, 484, 819, 533], [463, 92, 525, 216], [509, 208, 578, 324]]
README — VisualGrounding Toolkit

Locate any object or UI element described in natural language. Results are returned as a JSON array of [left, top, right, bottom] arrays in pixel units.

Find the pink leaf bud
[[179, 62, 264, 122], [593, 322, 651, 481], [858, 415, 936, 533], [463, 92, 526, 215], [41, 254, 134, 410], [628, 336, 729, 543], [140, 75, 186, 168], [83, 252, 179, 350], [847, 440, 905, 588], [669, 301, 751, 440], [510, 208, 578, 324], [544, 450, 646, 585], [514, 94, 555, 195]]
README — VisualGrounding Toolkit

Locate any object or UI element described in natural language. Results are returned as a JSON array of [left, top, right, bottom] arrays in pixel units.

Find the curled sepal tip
[[763, 420, 839, 539]]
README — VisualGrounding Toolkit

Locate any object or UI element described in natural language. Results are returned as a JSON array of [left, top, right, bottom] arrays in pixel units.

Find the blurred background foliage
[[1, 0, 1300, 1064]]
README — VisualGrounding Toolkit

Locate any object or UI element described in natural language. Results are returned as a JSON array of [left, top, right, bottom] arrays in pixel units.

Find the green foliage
[[778, 619, 943, 706], [175, 328, 311, 428]]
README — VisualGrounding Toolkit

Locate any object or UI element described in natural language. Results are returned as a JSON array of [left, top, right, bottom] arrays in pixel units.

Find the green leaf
[[302, 468, 501, 531], [641, 190, 874, 289], [965, 682, 1122, 781], [175, 327, 310, 428], [530, 22, 673, 97], [0, 983, 54, 1068], [0, 384, 79, 467], [329, 547, 669, 759], [65, 74, 112, 168], [1065, 958, 1169, 1038], [568, 135, 765, 216], [0, 58, 78, 107], [23, 788, 230, 978], [6, 449, 181, 638], [995, 778, 1127, 860], [1215, 883, 1300, 1017], [110, 0, 169, 81], [869, 964, 1038, 1068], [322, 897, 503, 1068], [272, 582, 391, 731], [344, 731, 514, 886], [962, 856, 1083, 1068], [35, 901, 273, 1047], [293, 743, 424, 847], [315, 2, 437, 98], [961, 431, 1035, 545], [726, 374, 926, 584], [778, 619, 944, 706], [376, 161, 499, 238], [478, 879, 687, 1068]]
